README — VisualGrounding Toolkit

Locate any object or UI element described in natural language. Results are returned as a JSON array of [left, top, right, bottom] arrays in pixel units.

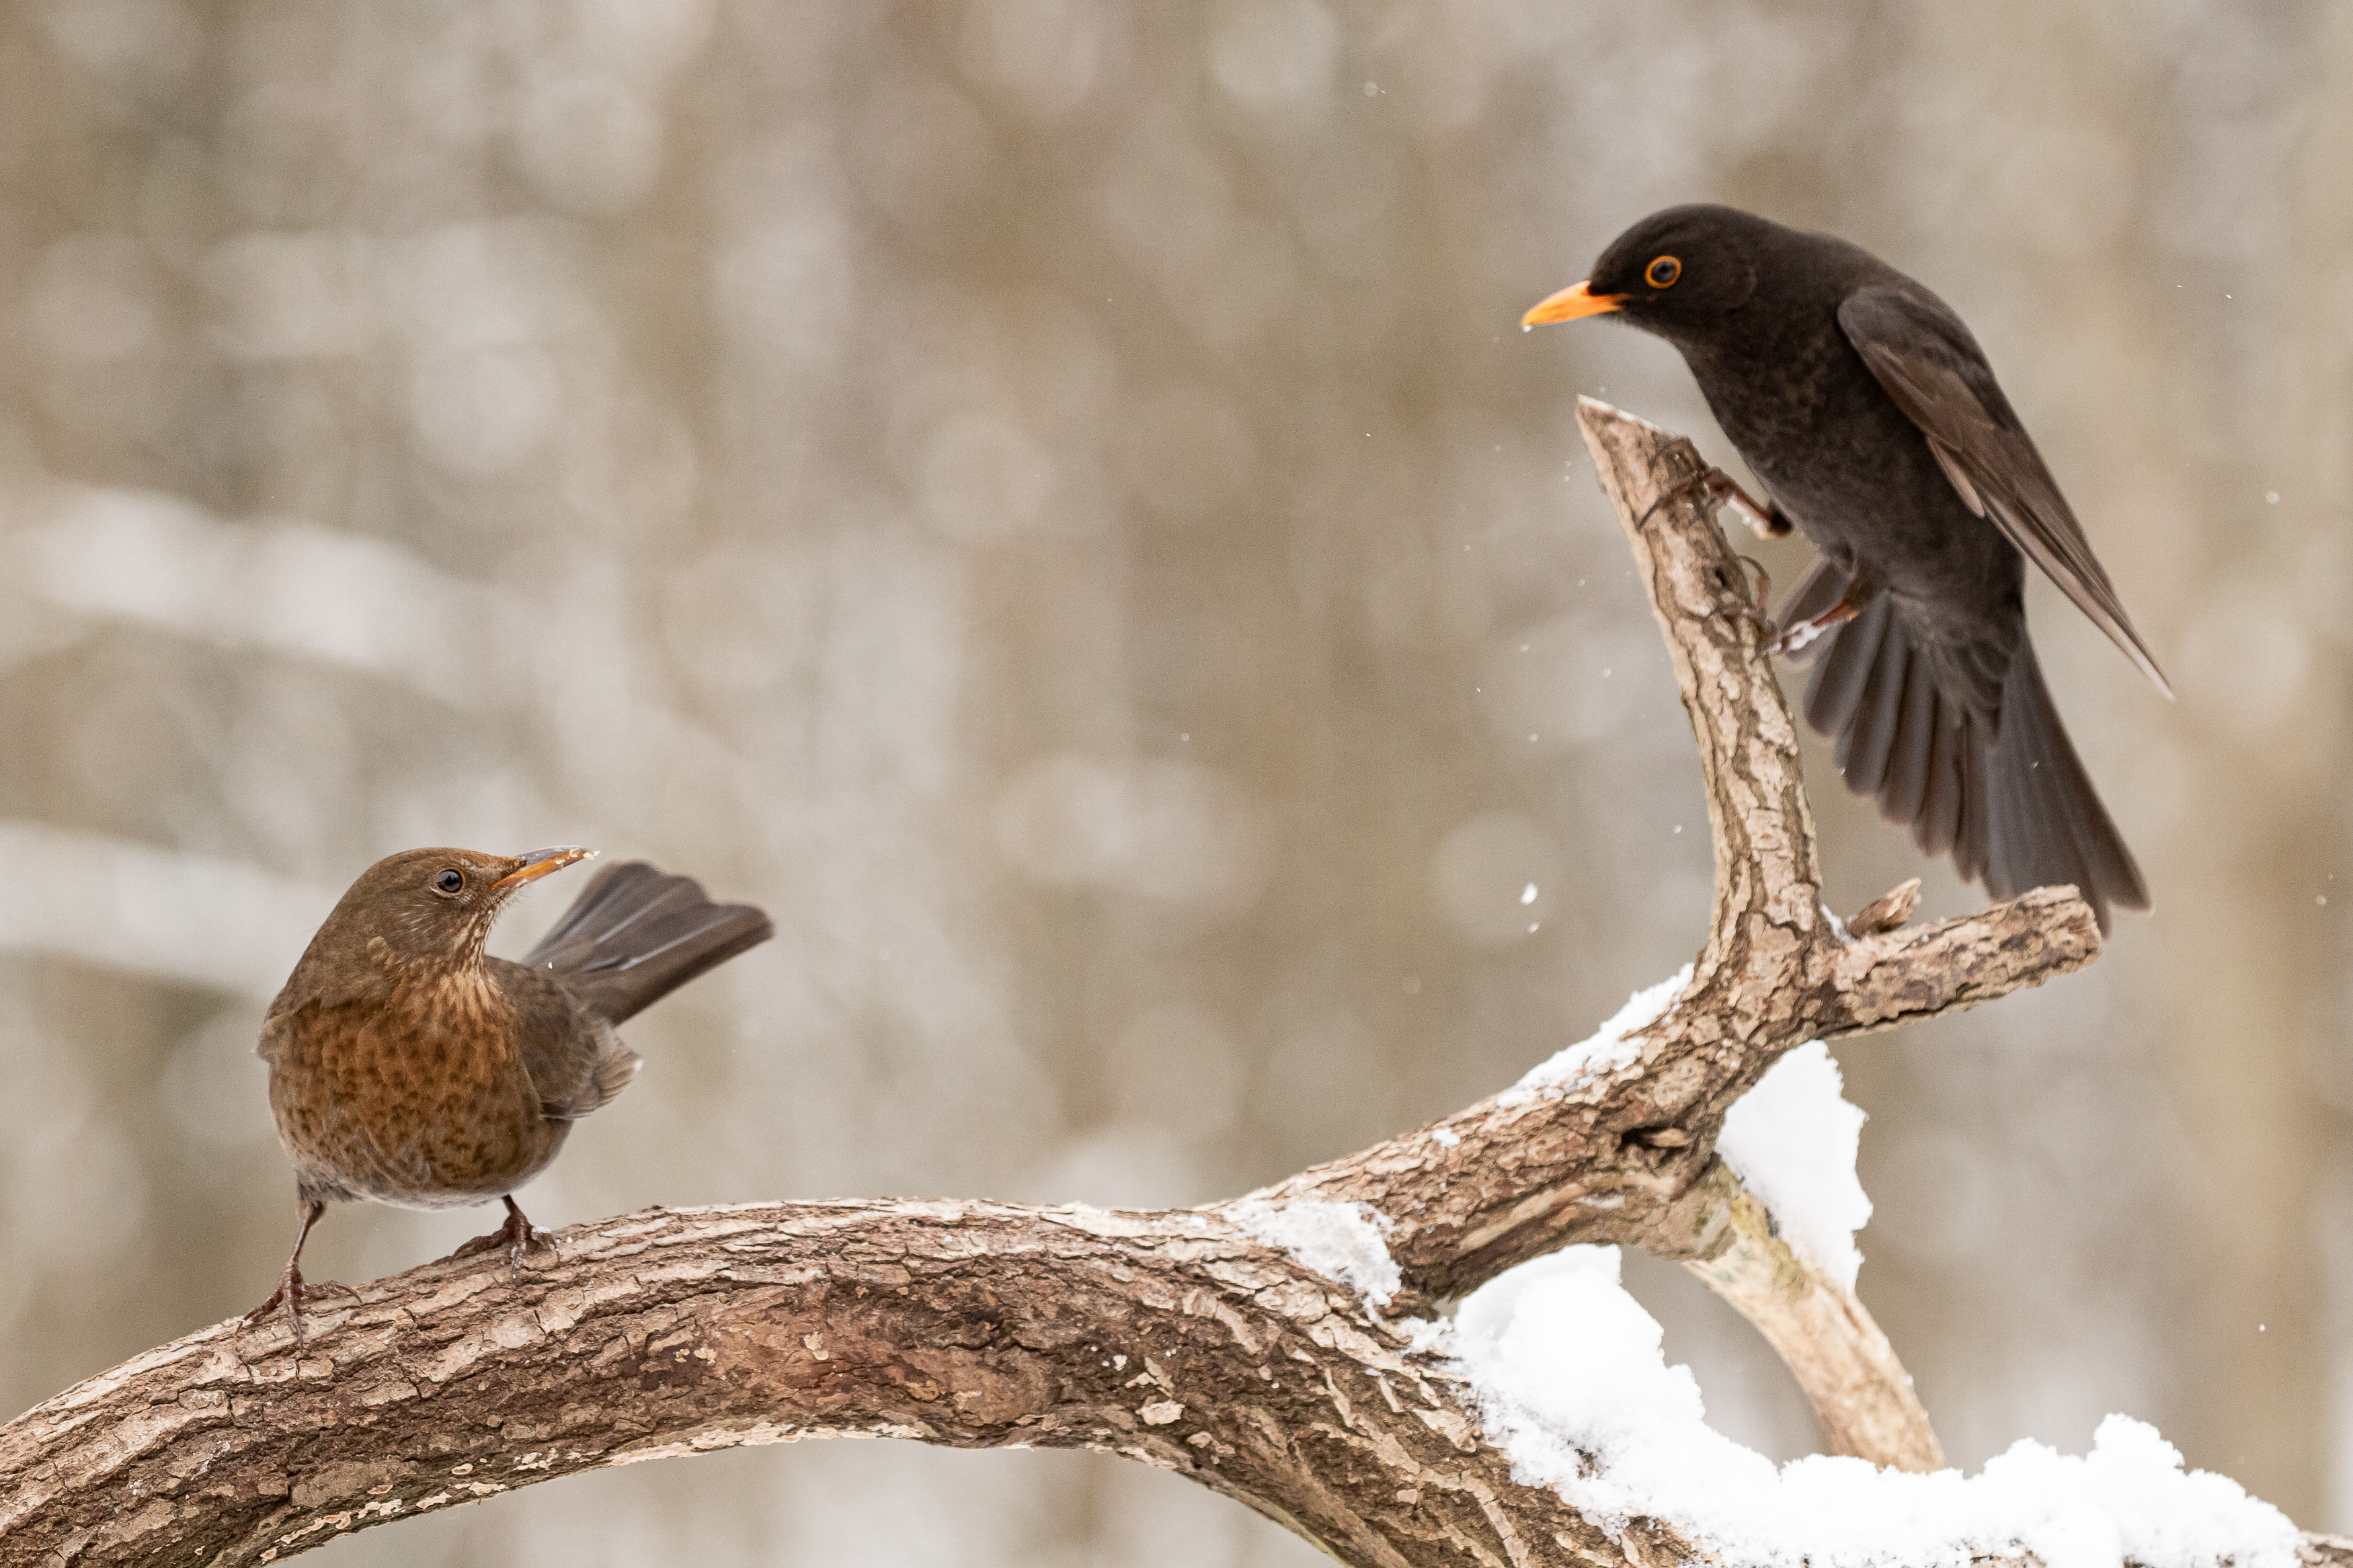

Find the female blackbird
[[247, 846, 772, 1342], [1525, 204, 2169, 933]]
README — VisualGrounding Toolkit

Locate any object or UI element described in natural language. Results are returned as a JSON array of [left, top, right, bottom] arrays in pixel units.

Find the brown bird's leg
[[446, 1195, 555, 1276], [243, 1197, 356, 1348]]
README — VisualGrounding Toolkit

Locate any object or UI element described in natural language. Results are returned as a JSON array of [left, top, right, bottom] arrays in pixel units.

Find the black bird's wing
[[520, 860, 774, 1026], [1836, 286, 2172, 698]]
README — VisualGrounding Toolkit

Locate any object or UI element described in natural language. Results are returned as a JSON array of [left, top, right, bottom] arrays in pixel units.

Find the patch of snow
[[1717, 1042, 1872, 1291], [1440, 1245, 2299, 1568], [1431, 1126, 1460, 1148], [1226, 1198, 1400, 1309], [1505, 965, 1691, 1102]]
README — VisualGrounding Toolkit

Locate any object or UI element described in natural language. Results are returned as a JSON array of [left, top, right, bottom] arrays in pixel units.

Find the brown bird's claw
[[243, 1270, 356, 1351], [447, 1196, 556, 1277]]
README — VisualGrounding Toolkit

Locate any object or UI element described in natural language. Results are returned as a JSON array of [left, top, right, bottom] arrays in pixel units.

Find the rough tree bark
[[0, 403, 2289, 1568]]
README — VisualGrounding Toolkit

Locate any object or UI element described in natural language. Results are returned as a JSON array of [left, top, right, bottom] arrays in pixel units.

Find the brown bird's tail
[[521, 860, 774, 1024], [1792, 567, 2147, 935]]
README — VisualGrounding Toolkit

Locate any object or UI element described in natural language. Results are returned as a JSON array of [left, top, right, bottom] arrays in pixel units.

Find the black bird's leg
[[448, 1194, 556, 1276], [1767, 577, 1876, 657], [1700, 468, 1791, 539], [243, 1196, 356, 1349]]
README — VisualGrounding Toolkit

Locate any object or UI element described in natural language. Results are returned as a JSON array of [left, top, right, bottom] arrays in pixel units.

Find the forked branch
[[0, 403, 2132, 1567]]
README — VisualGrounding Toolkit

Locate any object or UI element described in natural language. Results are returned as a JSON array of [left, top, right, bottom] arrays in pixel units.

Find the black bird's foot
[[447, 1195, 555, 1276], [1710, 554, 1776, 642], [1764, 600, 1863, 658], [1712, 560, 1869, 660], [243, 1267, 357, 1351], [1663, 464, 1790, 540]]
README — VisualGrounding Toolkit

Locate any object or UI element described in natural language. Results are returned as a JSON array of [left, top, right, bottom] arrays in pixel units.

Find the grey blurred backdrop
[[1, 2, 2346, 1563]]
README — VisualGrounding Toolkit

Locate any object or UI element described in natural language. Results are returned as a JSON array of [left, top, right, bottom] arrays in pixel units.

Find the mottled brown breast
[[264, 968, 567, 1210]]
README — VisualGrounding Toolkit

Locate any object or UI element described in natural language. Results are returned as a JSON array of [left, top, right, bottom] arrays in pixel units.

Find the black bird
[[1525, 204, 2168, 933]]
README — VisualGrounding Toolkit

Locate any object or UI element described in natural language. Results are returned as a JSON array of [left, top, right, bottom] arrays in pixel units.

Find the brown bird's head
[[294, 846, 598, 986], [1523, 203, 1806, 343]]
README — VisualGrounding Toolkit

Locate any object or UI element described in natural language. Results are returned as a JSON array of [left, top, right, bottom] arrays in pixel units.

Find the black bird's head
[[1523, 204, 1792, 343], [308, 845, 598, 976]]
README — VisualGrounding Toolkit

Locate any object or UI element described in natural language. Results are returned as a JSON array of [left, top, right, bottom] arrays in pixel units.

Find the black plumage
[[1526, 204, 2167, 932]]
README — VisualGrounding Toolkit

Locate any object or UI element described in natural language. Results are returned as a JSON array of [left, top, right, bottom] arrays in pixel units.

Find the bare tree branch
[[0, 403, 2208, 1567], [3, 1202, 1667, 1568], [1679, 1161, 1940, 1473]]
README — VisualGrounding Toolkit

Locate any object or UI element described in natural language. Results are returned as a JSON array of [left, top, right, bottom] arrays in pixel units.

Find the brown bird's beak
[[1522, 280, 1625, 326], [494, 846, 597, 892]]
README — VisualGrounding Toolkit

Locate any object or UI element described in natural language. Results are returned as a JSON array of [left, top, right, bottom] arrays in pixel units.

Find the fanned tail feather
[[1793, 563, 2145, 934], [524, 860, 774, 1024]]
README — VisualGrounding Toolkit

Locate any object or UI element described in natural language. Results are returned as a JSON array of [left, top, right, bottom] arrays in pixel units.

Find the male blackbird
[[247, 845, 772, 1342], [1525, 204, 2169, 932]]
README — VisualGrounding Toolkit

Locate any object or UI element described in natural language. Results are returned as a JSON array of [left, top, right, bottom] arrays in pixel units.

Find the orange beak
[[1522, 280, 1626, 327], [494, 845, 597, 892]]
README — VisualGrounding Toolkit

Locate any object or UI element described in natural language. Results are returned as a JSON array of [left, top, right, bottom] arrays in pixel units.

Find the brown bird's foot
[[243, 1267, 357, 1350], [446, 1196, 556, 1277], [243, 1196, 350, 1350]]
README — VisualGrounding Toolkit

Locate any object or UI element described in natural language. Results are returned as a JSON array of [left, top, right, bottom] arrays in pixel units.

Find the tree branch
[[0, 403, 2180, 1567], [1, 1202, 1685, 1568]]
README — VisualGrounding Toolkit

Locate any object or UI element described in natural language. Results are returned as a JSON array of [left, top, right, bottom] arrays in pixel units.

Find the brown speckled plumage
[[247, 845, 772, 1344]]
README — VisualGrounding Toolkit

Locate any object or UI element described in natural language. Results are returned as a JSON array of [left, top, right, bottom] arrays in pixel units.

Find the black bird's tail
[[522, 860, 774, 1024], [1794, 567, 2147, 934], [1977, 639, 2149, 932]]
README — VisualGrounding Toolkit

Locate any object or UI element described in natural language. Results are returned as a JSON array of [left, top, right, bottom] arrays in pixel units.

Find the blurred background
[[0, 1, 2346, 1563]]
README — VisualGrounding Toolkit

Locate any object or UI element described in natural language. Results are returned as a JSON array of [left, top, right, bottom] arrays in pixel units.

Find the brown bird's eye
[[432, 868, 465, 896], [1646, 255, 1681, 289]]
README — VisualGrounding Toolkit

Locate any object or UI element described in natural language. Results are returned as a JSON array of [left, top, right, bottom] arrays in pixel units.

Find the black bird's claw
[[1653, 464, 1791, 540], [1707, 555, 1778, 645], [1762, 602, 1863, 659], [446, 1196, 556, 1277]]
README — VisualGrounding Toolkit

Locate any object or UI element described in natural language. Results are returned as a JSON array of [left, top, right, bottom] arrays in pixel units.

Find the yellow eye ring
[[1645, 255, 1681, 289]]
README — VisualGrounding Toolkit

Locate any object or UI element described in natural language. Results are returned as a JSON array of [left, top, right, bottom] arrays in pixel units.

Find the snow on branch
[[0, 403, 2288, 1568]]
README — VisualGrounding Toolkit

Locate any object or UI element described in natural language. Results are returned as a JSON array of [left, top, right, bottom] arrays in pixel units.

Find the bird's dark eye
[[1646, 255, 1681, 289], [432, 868, 465, 896]]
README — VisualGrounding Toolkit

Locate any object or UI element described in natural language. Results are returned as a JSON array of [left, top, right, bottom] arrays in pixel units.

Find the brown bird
[[247, 846, 773, 1342]]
